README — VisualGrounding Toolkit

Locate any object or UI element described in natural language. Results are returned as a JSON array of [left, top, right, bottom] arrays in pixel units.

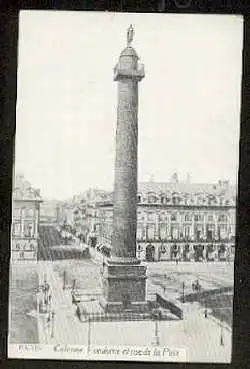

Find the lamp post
[[204, 297, 207, 318], [87, 317, 91, 355], [51, 311, 55, 338], [182, 281, 185, 304], [152, 318, 160, 346], [63, 270, 66, 290], [220, 325, 224, 346]]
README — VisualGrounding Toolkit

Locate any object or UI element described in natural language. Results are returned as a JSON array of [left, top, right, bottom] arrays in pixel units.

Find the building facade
[[39, 200, 60, 225], [90, 179, 236, 262], [11, 175, 42, 262]]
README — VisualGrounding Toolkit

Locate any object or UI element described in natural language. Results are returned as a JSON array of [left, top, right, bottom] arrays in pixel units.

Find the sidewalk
[[37, 261, 88, 345]]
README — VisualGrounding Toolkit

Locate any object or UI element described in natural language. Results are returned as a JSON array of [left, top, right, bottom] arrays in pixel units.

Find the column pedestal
[[100, 258, 148, 313]]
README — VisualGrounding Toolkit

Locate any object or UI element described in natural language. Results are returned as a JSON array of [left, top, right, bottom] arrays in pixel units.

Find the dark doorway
[[194, 245, 203, 261], [183, 244, 190, 261], [171, 245, 178, 260], [122, 294, 131, 310], [218, 244, 226, 260], [146, 244, 155, 261], [207, 230, 213, 241], [90, 236, 97, 248]]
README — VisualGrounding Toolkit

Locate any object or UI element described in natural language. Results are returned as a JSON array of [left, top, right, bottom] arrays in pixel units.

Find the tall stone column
[[100, 26, 147, 313]]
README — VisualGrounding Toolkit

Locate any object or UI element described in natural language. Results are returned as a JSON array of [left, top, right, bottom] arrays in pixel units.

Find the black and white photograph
[[8, 11, 243, 363]]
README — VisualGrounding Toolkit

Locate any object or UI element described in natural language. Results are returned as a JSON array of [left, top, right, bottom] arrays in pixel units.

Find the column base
[[100, 258, 148, 314]]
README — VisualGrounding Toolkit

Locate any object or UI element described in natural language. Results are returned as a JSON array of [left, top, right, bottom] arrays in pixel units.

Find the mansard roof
[[13, 174, 42, 202], [138, 181, 236, 197], [93, 180, 236, 206]]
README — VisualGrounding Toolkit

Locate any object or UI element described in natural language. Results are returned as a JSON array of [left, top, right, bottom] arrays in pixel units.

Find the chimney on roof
[[171, 171, 178, 183]]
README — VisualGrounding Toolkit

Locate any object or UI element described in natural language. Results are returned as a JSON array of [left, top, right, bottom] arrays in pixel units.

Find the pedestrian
[[176, 252, 179, 265]]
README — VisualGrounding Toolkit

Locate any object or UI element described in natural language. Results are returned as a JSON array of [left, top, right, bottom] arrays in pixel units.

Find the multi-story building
[[57, 188, 112, 245], [39, 200, 60, 225], [11, 175, 43, 262], [90, 177, 236, 262]]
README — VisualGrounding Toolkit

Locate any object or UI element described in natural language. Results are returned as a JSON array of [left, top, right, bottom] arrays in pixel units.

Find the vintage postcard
[[8, 11, 243, 363]]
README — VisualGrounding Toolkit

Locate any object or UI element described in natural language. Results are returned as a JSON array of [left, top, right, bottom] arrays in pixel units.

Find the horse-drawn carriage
[[191, 279, 202, 292]]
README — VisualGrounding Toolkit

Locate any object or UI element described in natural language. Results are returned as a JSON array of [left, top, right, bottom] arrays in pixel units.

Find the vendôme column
[[101, 26, 147, 313], [112, 25, 145, 260]]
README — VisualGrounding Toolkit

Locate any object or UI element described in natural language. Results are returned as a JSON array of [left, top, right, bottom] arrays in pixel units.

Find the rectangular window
[[195, 229, 201, 241], [207, 230, 213, 241], [171, 214, 177, 222], [147, 213, 154, 221], [137, 225, 143, 239], [185, 214, 192, 222], [195, 215, 204, 222], [160, 225, 166, 239], [171, 226, 178, 239], [12, 222, 21, 237], [218, 214, 227, 222], [13, 208, 22, 218], [147, 225, 155, 239], [24, 222, 33, 237], [25, 208, 35, 218], [184, 226, 190, 238]]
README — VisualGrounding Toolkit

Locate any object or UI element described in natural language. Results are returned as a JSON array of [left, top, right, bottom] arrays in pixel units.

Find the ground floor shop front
[[136, 242, 234, 262]]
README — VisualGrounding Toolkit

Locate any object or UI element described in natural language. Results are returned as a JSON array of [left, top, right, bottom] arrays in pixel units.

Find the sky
[[15, 11, 243, 200]]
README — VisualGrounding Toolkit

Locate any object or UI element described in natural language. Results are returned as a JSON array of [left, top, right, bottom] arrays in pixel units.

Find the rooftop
[[13, 174, 42, 202]]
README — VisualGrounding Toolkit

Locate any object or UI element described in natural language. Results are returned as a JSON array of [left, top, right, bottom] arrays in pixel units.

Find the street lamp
[[63, 270, 66, 290], [51, 311, 55, 338], [87, 317, 91, 354], [152, 318, 160, 346], [220, 325, 224, 346], [204, 297, 208, 318], [182, 281, 185, 304]]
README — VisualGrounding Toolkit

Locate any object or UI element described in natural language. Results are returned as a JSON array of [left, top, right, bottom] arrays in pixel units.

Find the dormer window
[[137, 195, 141, 203], [148, 195, 157, 204]]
